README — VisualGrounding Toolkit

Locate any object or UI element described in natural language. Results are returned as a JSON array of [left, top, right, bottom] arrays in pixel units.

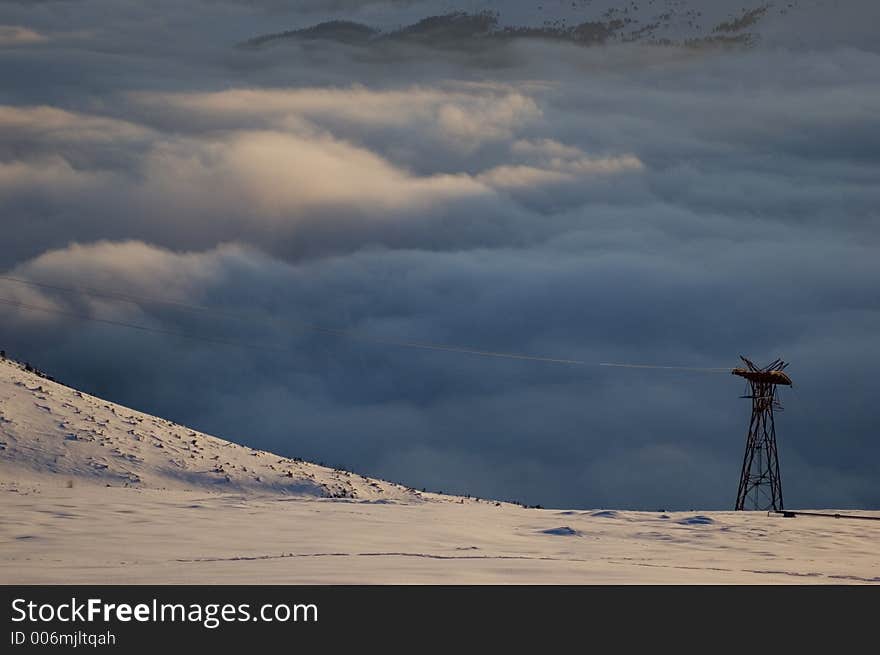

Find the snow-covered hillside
[[0, 356, 442, 502], [2, 355, 878, 583]]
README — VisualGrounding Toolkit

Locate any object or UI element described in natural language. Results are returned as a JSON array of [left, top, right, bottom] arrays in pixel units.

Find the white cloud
[[0, 25, 47, 47], [0, 105, 151, 144], [131, 129, 492, 222], [10, 240, 231, 299], [476, 165, 572, 190], [4, 100, 644, 238], [510, 138, 585, 160], [134, 85, 542, 148], [478, 154, 643, 190]]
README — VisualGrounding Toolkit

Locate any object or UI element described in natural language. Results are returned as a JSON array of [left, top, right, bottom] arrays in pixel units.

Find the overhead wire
[[0, 297, 286, 353], [0, 275, 734, 372], [598, 363, 730, 373], [0, 276, 586, 365]]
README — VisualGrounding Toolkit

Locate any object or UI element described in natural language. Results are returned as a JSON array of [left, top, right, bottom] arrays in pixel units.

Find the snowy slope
[[2, 355, 878, 584], [0, 356, 445, 502]]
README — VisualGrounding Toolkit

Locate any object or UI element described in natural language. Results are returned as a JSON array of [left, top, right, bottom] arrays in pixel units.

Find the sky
[[1, 0, 878, 510]]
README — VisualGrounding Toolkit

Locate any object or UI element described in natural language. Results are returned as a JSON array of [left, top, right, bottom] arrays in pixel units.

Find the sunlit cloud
[[0, 25, 47, 46], [133, 86, 542, 148], [0, 105, 151, 143]]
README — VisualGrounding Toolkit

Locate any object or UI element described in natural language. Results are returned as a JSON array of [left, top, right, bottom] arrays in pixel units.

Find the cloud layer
[[1, 0, 878, 509]]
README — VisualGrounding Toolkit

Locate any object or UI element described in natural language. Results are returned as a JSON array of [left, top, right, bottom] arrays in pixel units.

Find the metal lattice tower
[[732, 356, 791, 511]]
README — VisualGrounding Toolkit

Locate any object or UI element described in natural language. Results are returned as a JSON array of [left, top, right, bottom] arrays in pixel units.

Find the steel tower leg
[[735, 380, 784, 511]]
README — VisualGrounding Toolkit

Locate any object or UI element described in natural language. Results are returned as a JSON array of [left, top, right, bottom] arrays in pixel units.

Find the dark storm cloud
[[0, 0, 878, 509]]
